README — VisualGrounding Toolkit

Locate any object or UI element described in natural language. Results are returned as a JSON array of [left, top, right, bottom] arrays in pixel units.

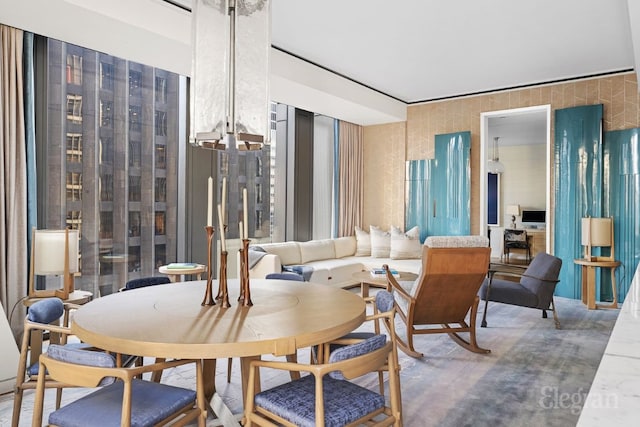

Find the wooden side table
[[158, 264, 207, 282], [574, 258, 620, 310], [352, 270, 418, 298]]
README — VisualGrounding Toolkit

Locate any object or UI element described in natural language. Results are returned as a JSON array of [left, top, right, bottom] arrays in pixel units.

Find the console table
[[574, 258, 620, 310]]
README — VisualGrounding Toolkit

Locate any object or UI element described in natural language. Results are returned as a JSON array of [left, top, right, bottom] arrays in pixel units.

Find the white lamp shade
[[506, 204, 520, 216], [581, 217, 612, 246], [33, 230, 79, 274]]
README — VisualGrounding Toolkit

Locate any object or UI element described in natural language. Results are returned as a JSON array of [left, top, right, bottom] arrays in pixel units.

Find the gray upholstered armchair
[[479, 252, 562, 328]]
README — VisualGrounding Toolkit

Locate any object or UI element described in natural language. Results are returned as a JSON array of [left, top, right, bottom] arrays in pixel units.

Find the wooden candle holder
[[238, 238, 253, 306], [201, 226, 216, 306], [216, 250, 231, 308]]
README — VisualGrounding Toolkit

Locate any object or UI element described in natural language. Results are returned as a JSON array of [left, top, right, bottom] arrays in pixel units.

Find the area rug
[[0, 295, 618, 427]]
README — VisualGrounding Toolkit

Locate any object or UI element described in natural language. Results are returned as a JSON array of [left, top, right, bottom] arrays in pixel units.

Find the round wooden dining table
[[71, 279, 365, 405]]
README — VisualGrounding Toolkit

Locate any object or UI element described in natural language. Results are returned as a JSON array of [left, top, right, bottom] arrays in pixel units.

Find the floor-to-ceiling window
[[37, 37, 184, 297]]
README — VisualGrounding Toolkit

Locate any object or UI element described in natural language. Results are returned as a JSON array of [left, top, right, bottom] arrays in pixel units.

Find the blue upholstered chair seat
[[254, 374, 385, 427], [48, 379, 197, 427]]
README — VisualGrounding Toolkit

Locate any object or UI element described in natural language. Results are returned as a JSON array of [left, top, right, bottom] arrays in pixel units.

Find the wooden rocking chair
[[384, 235, 491, 358]]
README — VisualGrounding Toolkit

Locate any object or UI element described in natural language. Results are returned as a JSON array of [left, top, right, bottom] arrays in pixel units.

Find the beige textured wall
[[362, 122, 407, 230], [363, 72, 640, 236]]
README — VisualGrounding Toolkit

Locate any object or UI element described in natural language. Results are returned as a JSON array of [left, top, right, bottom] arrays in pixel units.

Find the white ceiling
[[270, 0, 637, 104]]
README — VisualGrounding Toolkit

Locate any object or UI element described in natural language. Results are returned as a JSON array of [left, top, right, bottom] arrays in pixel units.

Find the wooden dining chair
[[12, 298, 95, 427], [31, 345, 206, 427], [384, 235, 491, 358], [244, 334, 401, 427]]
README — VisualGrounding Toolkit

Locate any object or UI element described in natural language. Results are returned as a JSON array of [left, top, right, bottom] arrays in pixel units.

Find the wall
[[500, 144, 546, 226], [363, 72, 640, 244]]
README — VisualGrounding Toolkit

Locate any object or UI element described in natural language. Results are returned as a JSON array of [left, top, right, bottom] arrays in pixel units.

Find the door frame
[[479, 105, 552, 253]]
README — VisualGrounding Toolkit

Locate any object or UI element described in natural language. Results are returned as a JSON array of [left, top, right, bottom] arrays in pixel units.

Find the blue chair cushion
[[124, 276, 170, 290], [254, 374, 385, 427], [375, 290, 395, 313], [48, 379, 197, 427], [328, 335, 386, 380], [265, 272, 304, 281], [28, 298, 64, 324]]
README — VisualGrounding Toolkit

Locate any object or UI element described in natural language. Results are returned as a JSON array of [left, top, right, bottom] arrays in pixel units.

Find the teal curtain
[[553, 105, 603, 299], [406, 131, 470, 241], [604, 128, 640, 302]]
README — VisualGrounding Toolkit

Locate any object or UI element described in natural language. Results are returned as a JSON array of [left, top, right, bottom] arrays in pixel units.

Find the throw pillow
[[354, 226, 371, 256], [370, 226, 391, 258], [390, 226, 422, 259]]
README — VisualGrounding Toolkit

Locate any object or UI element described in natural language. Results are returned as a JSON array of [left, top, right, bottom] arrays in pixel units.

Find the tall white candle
[[243, 188, 249, 238], [217, 204, 226, 252], [207, 177, 213, 227], [239, 221, 244, 240], [221, 177, 227, 224]]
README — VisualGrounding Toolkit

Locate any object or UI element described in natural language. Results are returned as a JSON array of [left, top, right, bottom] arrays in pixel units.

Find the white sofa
[[249, 236, 423, 289]]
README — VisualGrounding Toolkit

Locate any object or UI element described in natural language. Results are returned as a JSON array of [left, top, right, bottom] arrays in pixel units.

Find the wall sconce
[[190, 0, 271, 151], [506, 204, 520, 229], [487, 136, 505, 174], [29, 228, 79, 300], [581, 217, 614, 261]]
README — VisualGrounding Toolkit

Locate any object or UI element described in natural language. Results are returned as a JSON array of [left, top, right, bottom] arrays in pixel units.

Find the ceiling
[[269, 0, 637, 104]]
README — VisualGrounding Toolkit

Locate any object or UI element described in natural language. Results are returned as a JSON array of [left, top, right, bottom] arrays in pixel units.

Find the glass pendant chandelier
[[487, 136, 505, 174]]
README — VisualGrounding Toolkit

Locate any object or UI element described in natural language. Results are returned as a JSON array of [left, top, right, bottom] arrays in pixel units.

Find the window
[[66, 95, 82, 123], [129, 105, 142, 133], [66, 133, 82, 162], [66, 172, 82, 201], [99, 62, 114, 90], [155, 76, 167, 103], [129, 176, 141, 202], [155, 110, 167, 136], [100, 100, 112, 127], [40, 38, 182, 297], [155, 177, 166, 202], [100, 174, 113, 201]]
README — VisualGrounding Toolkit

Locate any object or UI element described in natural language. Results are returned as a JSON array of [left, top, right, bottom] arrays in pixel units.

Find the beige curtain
[[338, 121, 363, 237], [0, 25, 28, 337]]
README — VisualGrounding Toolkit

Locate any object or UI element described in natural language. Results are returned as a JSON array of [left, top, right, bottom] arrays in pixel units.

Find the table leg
[[361, 282, 369, 298], [610, 268, 618, 308], [586, 266, 597, 310], [203, 358, 217, 401], [581, 265, 588, 306]]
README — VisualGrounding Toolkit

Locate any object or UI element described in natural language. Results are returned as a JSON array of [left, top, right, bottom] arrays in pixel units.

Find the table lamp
[[29, 228, 79, 299], [506, 204, 520, 229], [581, 217, 614, 261]]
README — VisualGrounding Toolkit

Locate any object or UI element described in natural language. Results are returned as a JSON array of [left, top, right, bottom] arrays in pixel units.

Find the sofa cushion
[[334, 236, 357, 258], [370, 226, 391, 258], [354, 226, 371, 256], [261, 242, 302, 265], [390, 226, 422, 259], [299, 239, 335, 263]]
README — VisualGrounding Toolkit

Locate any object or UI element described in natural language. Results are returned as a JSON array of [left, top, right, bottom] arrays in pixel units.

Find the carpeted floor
[[0, 295, 619, 427]]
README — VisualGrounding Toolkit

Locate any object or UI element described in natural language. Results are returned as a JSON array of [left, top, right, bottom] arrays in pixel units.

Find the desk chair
[[244, 335, 401, 427], [503, 229, 531, 263], [32, 345, 206, 427], [121, 276, 170, 291]]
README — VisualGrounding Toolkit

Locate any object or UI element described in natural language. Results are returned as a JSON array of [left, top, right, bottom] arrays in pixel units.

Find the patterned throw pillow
[[354, 226, 371, 256], [370, 225, 391, 258], [390, 226, 422, 259]]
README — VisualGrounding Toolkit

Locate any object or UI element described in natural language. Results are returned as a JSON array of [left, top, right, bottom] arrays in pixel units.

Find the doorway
[[479, 105, 551, 260]]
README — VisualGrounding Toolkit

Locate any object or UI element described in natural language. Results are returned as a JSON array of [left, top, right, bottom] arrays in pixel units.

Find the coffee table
[[352, 270, 418, 298], [158, 263, 207, 282]]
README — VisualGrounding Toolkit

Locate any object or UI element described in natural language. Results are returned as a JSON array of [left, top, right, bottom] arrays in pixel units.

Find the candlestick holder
[[238, 238, 253, 306], [216, 250, 231, 307], [201, 226, 216, 306]]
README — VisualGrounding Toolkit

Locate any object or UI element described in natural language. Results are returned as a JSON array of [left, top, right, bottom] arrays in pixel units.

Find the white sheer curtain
[[338, 121, 363, 237], [0, 25, 28, 337]]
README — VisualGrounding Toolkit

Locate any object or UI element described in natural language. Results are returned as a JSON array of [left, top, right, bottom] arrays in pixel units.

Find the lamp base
[[510, 215, 516, 229]]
